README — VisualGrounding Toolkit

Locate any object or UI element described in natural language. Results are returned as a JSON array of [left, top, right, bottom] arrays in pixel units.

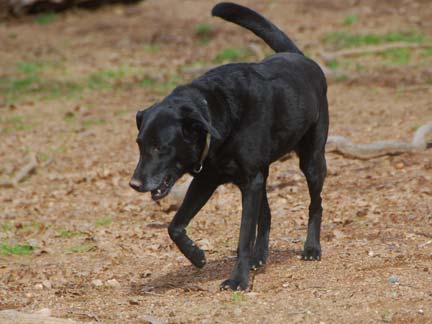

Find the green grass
[[214, 47, 250, 63], [195, 23, 214, 44], [421, 47, 432, 57], [35, 12, 57, 25], [232, 292, 245, 303], [381, 48, 411, 65], [327, 59, 340, 71], [18, 222, 42, 235], [0, 62, 147, 105], [68, 244, 96, 253], [156, 74, 183, 95], [94, 216, 113, 227], [343, 14, 358, 26], [324, 31, 426, 48], [143, 44, 161, 53], [1, 223, 13, 232], [0, 242, 33, 256], [58, 229, 83, 239], [139, 76, 156, 88], [37, 152, 50, 162], [0, 115, 30, 133], [82, 117, 106, 129]]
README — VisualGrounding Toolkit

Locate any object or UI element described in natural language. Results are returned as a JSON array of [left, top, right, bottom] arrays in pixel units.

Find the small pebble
[[42, 280, 52, 289], [388, 275, 399, 284], [34, 283, 43, 290], [128, 297, 140, 305], [92, 279, 103, 287], [106, 279, 121, 288]]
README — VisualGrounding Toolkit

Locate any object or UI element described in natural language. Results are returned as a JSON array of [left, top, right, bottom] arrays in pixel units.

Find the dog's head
[[130, 90, 221, 200]]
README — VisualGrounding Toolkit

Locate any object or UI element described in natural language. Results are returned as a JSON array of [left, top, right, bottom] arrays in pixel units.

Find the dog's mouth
[[150, 175, 174, 201]]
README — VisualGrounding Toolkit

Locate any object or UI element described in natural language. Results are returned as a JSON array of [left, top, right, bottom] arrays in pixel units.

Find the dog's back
[[187, 3, 328, 163]]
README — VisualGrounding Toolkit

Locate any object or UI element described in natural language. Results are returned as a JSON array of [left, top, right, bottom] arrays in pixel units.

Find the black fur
[[130, 2, 328, 291]]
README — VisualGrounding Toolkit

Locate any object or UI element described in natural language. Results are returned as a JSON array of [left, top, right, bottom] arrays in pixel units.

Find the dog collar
[[193, 132, 211, 173]]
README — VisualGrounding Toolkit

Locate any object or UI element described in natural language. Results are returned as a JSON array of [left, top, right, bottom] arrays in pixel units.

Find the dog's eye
[[153, 146, 161, 153]]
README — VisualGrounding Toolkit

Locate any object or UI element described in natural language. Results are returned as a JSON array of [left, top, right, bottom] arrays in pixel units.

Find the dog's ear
[[180, 106, 221, 140], [136, 110, 144, 130]]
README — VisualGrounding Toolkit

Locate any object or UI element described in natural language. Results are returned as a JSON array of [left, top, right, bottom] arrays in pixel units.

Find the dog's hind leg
[[251, 189, 271, 269], [297, 127, 327, 261], [168, 176, 218, 268]]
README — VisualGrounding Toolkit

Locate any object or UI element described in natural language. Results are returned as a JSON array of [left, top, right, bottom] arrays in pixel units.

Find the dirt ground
[[1, 0, 431, 323]]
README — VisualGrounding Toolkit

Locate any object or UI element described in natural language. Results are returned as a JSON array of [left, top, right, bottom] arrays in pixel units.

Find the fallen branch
[[321, 42, 432, 63], [0, 152, 37, 188], [326, 121, 432, 159]]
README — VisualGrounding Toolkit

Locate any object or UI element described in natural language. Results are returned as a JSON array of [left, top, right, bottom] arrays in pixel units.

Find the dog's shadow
[[131, 248, 299, 294]]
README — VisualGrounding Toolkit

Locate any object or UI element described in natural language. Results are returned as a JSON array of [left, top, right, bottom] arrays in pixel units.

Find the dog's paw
[[186, 246, 206, 268], [219, 278, 248, 291], [250, 256, 266, 271], [251, 245, 268, 270], [301, 244, 321, 261]]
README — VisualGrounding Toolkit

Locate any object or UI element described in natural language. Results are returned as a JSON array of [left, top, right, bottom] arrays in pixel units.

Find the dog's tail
[[212, 2, 303, 55]]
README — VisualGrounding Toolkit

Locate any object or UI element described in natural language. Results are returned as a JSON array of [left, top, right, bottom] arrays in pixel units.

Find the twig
[[418, 239, 432, 248], [0, 152, 37, 188], [321, 42, 432, 63]]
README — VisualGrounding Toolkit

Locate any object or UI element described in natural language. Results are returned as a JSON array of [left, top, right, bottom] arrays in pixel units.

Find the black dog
[[130, 2, 328, 291]]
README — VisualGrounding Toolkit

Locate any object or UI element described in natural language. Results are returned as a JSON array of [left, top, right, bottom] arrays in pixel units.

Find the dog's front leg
[[220, 172, 265, 291], [168, 176, 218, 268]]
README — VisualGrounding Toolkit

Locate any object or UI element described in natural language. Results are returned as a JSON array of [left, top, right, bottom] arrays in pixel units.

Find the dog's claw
[[301, 245, 322, 261], [220, 278, 248, 291]]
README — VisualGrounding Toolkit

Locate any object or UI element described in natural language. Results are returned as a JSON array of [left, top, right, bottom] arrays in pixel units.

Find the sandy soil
[[0, 0, 431, 323]]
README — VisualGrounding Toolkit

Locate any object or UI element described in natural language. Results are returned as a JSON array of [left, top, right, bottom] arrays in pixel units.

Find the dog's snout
[[129, 178, 143, 191]]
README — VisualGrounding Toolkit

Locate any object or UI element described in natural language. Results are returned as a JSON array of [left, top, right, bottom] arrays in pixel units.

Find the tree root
[[326, 121, 432, 159]]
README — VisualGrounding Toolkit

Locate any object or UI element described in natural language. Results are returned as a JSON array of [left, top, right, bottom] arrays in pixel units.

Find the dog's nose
[[129, 178, 143, 191]]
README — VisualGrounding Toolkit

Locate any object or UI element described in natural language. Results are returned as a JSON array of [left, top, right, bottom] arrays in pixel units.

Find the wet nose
[[129, 178, 143, 191]]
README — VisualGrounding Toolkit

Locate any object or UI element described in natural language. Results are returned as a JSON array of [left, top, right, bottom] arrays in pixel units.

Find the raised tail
[[212, 2, 303, 55]]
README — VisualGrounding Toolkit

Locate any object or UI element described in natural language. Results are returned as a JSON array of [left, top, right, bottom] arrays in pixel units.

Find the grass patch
[[421, 47, 432, 57], [232, 292, 245, 303], [18, 222, 42, 235], [214, 47, 250, 63], [381, 48, 411, 65], [68, 244, 96, 253], [343, 14, 358, 26], [327, 59, 339, 71], [0, 242, 33, 256], [35, 12, 57, 25], [139, 76, 156, 88], [0, 115, 29, 133], [82, 117, 106, 129], [195, 23, 214, 37], [143, 43, 161, 53], [37, 152, 50, 162], [156, 74, 183, 95], [324, 31, 426, 48], [94, 216, 113, 227], [0, 61, 147, 104], [58, 229, 82, 239], [195, 23, 214, 44], [1, 223, 13, 232]]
